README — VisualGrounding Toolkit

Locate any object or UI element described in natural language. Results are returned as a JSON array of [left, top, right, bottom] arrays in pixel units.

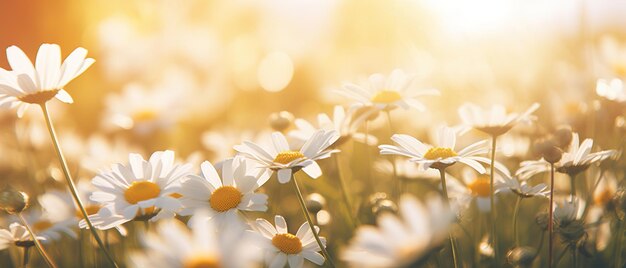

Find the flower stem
[[291, 174, 336, 268], [571, 244, 577, 268], [385, 110, 400, 198], [438, 168, 459, 268], [569, 173, 577, 202], [615, 218, 625, 268], [17, 213, 57, 268], [22, 245, 31, 267], [548, 163, 555, 268], [334, 155, 358, 229], [489, 135, 499, 265], [512, 196, 522, 247], [39, 104, 119, 268]]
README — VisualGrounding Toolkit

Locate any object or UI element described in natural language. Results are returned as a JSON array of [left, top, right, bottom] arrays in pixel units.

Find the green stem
[[439, 168, 459, 268], [616, 219, 625, 268], [489, 135, 499, 265], [22, 246, 30, 267], [513, 196, 522, 247], [17, 213, 57, 268], [569, 173, 577, 202], [571, 244, 577, 268], [549, 163, 555, 268], [291, 173, 336, 268], [554, 246, 568, 267], [385, 110, 400, 198], [39, 104, 119, 268], [334, 155, 358, 228]]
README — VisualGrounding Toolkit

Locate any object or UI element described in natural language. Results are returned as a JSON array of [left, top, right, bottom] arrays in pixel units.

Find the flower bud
[[506, 247, 536, 267], [269, 111, 294, 132], [535, 211, 549, 230], [0, 186, 29, 214], [558, 219, 585, 243], [542, 145, 563, 164], [305, 193, 326, 214], [553, 125, 573, 149]]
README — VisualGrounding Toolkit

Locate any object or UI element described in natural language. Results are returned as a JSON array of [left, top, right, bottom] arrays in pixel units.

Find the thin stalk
[[291, 174, 336, 268], [364, 121, 373, 192], [616, 219, 625, 268], [439, 168, 459, 268], [489, 135, 499, 265], [554, 246, 568, 267], [39, 104, 119, 268], [334, 155, 358, 228], [16, 213, 57, 268], [569, 173, 577, 202], [548, 163, 555, 268], [385, 110, 400, 197], [571, 244, 577, 268], [582, 169, 605, 219], [513, 196, 522, 247], [22, 246, 30, 268]]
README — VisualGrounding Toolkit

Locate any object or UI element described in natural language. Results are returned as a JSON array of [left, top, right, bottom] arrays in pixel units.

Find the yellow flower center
[[371, 90, 402, 104], [209, 186, 242, 212], [33, 220, 53, 233], [273, 151, 305, 164], [133, 109, 158, 122], [183, 255, 221, 268], [75, 205, 102, 219], [272, 233, 303, 254], [18, 89, 60, 104], [468, 176, 491, 197], [124, 181, 161, 204], [423, 147, 458, 160], [594, 189, 614, 206], [170, 193, 183, 199]]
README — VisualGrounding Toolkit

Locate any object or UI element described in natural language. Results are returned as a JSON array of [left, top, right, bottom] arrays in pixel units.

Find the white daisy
[[0, 44, 94, 117], [234, 130, 339, 184], [516, 133, 618, 179], [338, 69, 439, 111], [448, 169, 507, 212], [130, 210, 259, 268], [248, 215, 326, 268], [0, 223, 46, 250], [289, 105, 376, 147], [458, 102, 540, 136], [10, 208, 75, 243], [379, 126, 508, 174], [496, 175, 550, 199], [84, 150, 191, 230], [341, 195, 453, 268], [177, 158, 268, 228], [596, 78, 626, 103]]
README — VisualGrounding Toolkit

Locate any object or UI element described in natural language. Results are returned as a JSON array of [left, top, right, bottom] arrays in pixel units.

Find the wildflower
[[0, 44, 94, 117], [448, 170, 507, 212], [596, 78, 626, 103], [497, 175, 550, 199], [0, 223, 45, 250], [11, 209, 76, 243], [248, 215, 326, 268], [458, 102, 540, 136], [234, 130, 339, 183]]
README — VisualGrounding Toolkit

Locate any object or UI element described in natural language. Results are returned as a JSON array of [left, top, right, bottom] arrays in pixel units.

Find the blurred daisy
[[85, 150, 191, 229], [448, 170, 507, 212], [553, 197, 585, 226], [586, 172, 618, 251], [289, 105, 376, 147], [458, 102, 540, 136], [379, 126, 506, 174], [234, 130, 339, 183], [11, 208, 76, 243], [375, 159, 443, 182], [596, 78, 626, 103], [0, 44, 94, 117], [497, 175, 550, 199], [516, 133, 618, 179], [341, 195, 452, 268], [248, 215, 326, 268], [177, 159, 268, 228], [0, 223, 46, 250], [130, 210, 258, 268], [338, 69, 439, 111]]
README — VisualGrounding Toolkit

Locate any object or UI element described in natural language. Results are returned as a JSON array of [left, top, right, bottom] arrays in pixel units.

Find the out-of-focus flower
[[497, 175, 550, 199], [596, 78, 626, 103], [338, 69, 439, 111], [379, 126, 507, 174], [234, 130, 339, 183], [448, 169, 507, 212], [553, 197, 585, 225], [341, 195, 452, 268], [130, 210, 259, 268], [374, 159, 444, 181], [586, 171, 618, 251], [202, 129, 267, 162], [289, 105, 376, 147], [84, 150, 191, 230], [0, 44, 94, 117], [79, 135, 144, 174], [458, 102, 540, 136], [12, 208, 76, 243], [248, 215, 326, 268], [0, 223, 45, 250], [0, 187, 29, 214], [517, 133, 618, 179], [177, 159, 268, 228]]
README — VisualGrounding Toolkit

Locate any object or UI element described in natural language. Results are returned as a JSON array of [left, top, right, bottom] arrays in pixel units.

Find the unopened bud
[[506, 246, 536, 267], [535, 211, 549, 230], [542, 144, 563, 164], [269, 111, 294, 132], [0, 186, 29, 214], [553, 125, 573, 149], [558, 220, 585, 243], [305, 193, 326, 214]]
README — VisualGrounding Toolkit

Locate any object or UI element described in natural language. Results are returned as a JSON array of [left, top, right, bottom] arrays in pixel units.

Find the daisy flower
[[458, 102, 540, 136], [234, 129, 339, 184], [289, 105, 376, 147], [379, 126, 507, 174], [130, 210, 259, 268], [448, 170, 507, 212], [516, 133, 618, 179], [0, 223, 46, 250], [0, 44, 94, 117], [84, 150, 191, 230], [248, 215, 326, 268], [338, 69, 439, 111], [10, 208, 76, 243], [341, 195, 453, 268], [177, 158, 268, 228], [596, 78, 626, 103], [496, 175, 550, 199]]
